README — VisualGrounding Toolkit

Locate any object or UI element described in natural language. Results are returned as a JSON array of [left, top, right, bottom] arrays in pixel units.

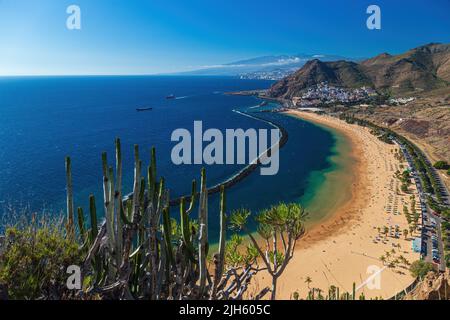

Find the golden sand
[[249, 110, 421, 300]]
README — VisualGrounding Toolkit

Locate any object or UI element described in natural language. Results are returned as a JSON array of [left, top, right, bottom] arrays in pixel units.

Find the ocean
[[0, 76, 343, 239]]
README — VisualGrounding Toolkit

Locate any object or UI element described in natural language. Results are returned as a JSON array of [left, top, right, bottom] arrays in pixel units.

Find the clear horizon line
[[0, 73, 240, 78]]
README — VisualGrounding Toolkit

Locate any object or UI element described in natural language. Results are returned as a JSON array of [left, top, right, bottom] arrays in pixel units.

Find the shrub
[[433, 161, 449, 170], [409, 260, 434, 279], [0, 223, 81, 299]]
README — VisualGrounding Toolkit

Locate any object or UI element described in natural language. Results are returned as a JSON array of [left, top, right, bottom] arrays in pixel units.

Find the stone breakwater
[[169, 111, 288, 206]]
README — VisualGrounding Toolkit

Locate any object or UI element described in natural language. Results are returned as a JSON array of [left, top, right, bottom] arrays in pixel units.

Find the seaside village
[[291, 82, 378, 107]]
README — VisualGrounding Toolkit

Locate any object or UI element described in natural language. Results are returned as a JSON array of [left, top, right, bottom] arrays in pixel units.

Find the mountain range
[[268, 43, 450, 98], [179, 54, 355, 79]]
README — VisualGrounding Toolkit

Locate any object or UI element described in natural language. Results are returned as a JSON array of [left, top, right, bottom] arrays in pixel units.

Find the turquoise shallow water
[[0, 76, 342, 239]]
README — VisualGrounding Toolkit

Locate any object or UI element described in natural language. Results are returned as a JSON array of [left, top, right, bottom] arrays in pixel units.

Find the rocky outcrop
[[404, 271, 450, 300]]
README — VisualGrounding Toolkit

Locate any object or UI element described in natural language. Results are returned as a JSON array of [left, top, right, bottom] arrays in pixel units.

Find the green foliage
[[229, 209, 251, 232], [255, 203, 307, 240], [433, 161, 449, 170], [409, 260, 434, 279], [0, 224, 81, 299], [224, 234, 258, 267]]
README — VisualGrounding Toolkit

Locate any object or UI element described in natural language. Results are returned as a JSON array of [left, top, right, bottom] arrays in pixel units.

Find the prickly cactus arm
[[198, 168, 208, 297], [156, 178, 165, 213], [149, 147, 157, 205], [352, 282, 356, 300], [180, 197, 195, 263], [101, 152, 111, 246], [126, 199, 133, 222], [65, 156, 75, 240], [213, 185, 226, 297], [139, 176, 145, 212], [162, 207, 174, 265], [101, 151, 110, 209], [115, 138, 122, 200], [77, 207, 86, 243], [149, 177, 165, 300], [107, 166, 116, 249], [115, 138, 123, 260], [180, 198, 190, 247], [132, 145, 141, 223], [186, 179, 197, 214], [89, 194, 98, 241], [119, 200, 132, 225]]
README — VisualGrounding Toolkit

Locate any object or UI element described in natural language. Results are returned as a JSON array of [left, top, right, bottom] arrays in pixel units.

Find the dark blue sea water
[[0, 76, 335, 238]]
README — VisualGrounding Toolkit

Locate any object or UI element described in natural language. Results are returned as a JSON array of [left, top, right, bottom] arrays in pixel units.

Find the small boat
[[259, 101, 268, 107], [136, 107, 153, 112], [166, 94, 176, 99]]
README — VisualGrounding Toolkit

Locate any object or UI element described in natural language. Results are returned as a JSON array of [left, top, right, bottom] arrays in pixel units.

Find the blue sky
[[0, 0, 449, 75]]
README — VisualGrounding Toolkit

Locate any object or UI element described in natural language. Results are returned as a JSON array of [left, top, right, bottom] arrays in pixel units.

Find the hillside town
[[292, 82, 378, 107], [239, 68, 296, 80]]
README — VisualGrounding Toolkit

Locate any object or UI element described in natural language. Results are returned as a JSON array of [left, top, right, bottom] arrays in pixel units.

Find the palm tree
[[403, 229, 408, 239], [305, 276, 312, 289]]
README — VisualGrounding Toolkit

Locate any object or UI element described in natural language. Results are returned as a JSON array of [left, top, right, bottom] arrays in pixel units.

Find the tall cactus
[[179, 180, 197, 262], [132, 145, 141, 223], [352, 282, 356, 300], [65, 156, 75, 240], [72, 140, 263, 300], [162, 207, 174, 265], [89, 194, 98, 241], [77, 207, 86, 243], [198, 168, 208, 297], [101, 152, 114, 252], [213, 185, 226, 298], [115, 138, 123, 264]]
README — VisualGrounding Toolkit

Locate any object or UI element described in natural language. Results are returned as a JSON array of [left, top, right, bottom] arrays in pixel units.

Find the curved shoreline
[[253, 110, 420, 299], [291, 114, 356, 227], [169, 110, 289, 206]]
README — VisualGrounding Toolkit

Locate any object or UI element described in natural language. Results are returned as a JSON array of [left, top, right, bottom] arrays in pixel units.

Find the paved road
[[395, 140, 447, 272]]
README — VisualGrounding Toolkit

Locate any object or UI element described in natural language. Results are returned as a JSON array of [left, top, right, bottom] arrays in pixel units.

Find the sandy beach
[[249, 110, 421, 300]]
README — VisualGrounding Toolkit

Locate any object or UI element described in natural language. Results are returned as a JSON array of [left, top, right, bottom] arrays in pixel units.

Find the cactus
[[89, 194, 98, 241], [77, 207, 86, 243], [198, 168, 208, 297], [65, 156, 75, 240], [101, 152, 114, 254], [212, 185, 226, 298], [352, 282, 356, 300], [179, 179, 197, 262], [131, 145, 141, 223], [67, 140, 269, 300], [115, 138, 123, 264], [162, 207, 174, 265]]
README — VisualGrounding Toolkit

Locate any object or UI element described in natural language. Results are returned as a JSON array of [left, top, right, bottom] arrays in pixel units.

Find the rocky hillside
[[269, 43, 450, 98], [404, 271, 450, 300], [338, 91, 450, 190]]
